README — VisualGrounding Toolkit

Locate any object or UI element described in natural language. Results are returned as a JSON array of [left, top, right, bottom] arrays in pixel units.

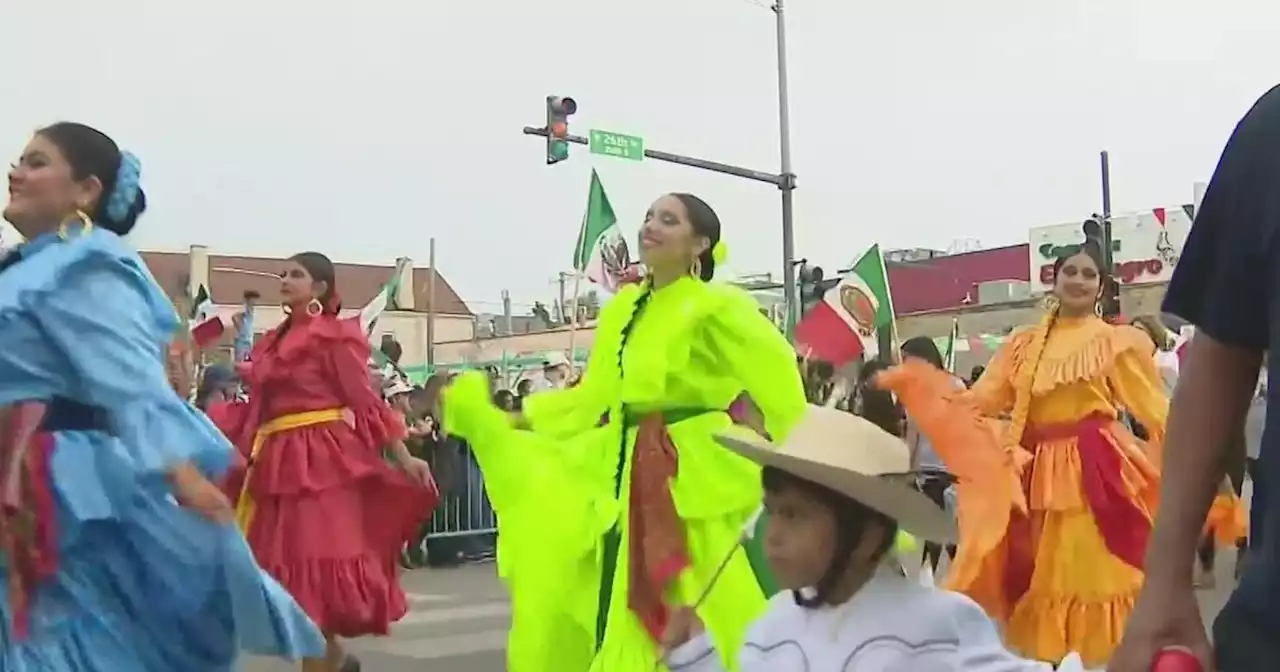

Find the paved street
[[242, 545, 1244, 670], [242, 562, 508, 672]]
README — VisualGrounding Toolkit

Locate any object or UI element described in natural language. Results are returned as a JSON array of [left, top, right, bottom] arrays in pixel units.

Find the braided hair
[[1008, 242, 1109, 444]]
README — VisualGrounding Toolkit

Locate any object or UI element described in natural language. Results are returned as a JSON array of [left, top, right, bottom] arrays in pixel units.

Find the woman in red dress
[[225, 251, 437, 672]]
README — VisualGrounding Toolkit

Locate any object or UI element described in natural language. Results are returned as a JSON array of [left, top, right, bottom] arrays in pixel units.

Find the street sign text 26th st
[[589, 130, 644, 161]]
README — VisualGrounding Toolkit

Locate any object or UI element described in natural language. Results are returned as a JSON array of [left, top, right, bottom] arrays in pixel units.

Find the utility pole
[[426, 237, 437, 368], [557, 272, 570, 326], [521, 127, 800, 332], [773, 0, 799, 336], [1099, 151, 1118, 318], [524, 1, 800, 336], [501, 289, 513, 336]]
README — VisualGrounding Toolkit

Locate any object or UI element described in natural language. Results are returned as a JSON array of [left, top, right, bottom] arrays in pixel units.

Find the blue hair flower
[[104, 151, 142, 223]]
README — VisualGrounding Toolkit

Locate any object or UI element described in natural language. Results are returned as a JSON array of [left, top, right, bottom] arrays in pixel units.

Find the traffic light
[[1082, 217, 1121, 319], [545, 96, 577, 165], [797, 263, 826, 316]]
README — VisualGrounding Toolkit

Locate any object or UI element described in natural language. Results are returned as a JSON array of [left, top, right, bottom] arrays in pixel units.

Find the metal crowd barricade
[[425, 448, 498, 539]]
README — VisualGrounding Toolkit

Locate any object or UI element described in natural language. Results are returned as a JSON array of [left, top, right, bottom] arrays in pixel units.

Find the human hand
[[399, 456, 437, 491], [1108, 583, 1211, 671], [661, 607, 705, 653], [171, 463, 235, 524], [507, 412, 530, 430]]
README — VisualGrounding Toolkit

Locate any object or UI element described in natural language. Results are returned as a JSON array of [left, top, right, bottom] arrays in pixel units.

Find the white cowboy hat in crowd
[[382, 378, 413, 398], [714, 405, 957, 544], [542, 351, 573, 369]]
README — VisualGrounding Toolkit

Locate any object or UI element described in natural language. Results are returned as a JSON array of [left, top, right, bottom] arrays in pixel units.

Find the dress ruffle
[[238, 312, 433, 637], [0, 229, 325, 669], [445, 371, 614, 669], [879, 318, 1167, 668], [443, 276, 797, 672]]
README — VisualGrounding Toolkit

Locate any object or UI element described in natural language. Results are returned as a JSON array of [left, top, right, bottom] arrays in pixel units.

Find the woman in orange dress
[[878, 240, 1168, 667], [224, 251, 437, 672]]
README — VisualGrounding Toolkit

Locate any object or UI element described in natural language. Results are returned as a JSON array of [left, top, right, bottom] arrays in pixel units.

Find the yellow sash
[[235, 407, 347, 532]]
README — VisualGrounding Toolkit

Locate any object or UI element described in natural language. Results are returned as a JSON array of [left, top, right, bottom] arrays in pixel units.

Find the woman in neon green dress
[[443, 193, 807, 671]]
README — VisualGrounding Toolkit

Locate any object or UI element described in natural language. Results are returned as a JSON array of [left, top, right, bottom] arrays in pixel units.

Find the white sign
[[1028, 205, 1193, 292]]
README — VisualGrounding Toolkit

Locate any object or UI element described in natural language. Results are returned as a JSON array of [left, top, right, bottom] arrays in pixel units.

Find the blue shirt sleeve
[[1162, 85, 1280, 351], [36, 252, 232, 479]]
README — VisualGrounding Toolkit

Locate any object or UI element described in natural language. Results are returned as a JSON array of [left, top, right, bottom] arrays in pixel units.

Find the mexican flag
[[573, 170, 632, 293], [189, 284, 225, 348], [794, 243, 894, 366], [359, 257, 411, 338]]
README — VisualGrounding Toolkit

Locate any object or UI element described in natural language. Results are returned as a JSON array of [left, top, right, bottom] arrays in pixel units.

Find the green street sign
[[589, 129, 644, 162]]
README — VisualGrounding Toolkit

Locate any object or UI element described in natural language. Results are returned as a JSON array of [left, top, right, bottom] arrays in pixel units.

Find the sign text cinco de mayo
[[1027, 204, 1194, 292]]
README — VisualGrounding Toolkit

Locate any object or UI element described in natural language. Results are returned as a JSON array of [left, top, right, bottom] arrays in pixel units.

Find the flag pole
[[566, 197, 591, 371], [427, 238, 437, 369], [567, 272, 585, 367], [875, 244, 903, 363]]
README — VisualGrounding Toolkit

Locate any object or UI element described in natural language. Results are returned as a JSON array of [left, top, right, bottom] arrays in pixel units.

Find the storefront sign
[[1028, 205, 1193, 291]]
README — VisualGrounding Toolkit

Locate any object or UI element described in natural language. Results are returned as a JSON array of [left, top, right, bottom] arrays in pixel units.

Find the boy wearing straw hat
[[662, 405, 1090, 671]]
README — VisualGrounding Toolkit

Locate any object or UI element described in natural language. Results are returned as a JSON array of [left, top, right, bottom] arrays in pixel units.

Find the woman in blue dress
[[0, 121, 325, 670]]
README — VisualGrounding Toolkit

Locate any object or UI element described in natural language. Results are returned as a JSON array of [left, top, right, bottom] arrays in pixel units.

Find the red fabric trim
[[1002, 501, 1036, 606], [0, 403, 58, 641], [628, 414, 691, 643], [1073, 426, 1149, 569], [1022, 414, 1149, 571]]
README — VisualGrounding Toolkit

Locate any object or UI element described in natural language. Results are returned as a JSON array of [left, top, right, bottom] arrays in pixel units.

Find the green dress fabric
[[443, 276, 807, 671]]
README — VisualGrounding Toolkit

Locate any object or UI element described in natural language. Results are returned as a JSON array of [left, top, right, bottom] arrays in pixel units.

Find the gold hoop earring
[[1042, 295, 1060, 313], [57, 210, 95, 239], [689, 256, 702, 279], [1095, 301, 1104, 317], [306, 298, 324, 317], [282, 303, 293, 316]]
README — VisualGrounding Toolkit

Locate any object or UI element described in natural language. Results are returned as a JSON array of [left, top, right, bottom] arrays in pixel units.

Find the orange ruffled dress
[[880, 314, 1167, 667]]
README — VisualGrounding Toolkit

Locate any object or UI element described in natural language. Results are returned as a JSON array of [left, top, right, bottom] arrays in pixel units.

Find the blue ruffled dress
[[0, 226, 325, 670]]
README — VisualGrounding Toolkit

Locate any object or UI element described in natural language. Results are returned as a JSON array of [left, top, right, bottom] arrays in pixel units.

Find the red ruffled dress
[[221, 312, 436, 637]]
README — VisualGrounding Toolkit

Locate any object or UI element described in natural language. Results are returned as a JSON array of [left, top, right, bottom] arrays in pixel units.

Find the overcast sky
[[3, 0, 1276, 314]]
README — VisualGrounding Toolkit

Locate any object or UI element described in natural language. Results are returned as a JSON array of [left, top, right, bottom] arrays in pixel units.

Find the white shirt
[[666, 572, 1090, 672]]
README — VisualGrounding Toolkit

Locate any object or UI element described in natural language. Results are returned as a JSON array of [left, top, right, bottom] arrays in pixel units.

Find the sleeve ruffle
[[522, 284, 643, 436], [442, 371, 510, 446], [703, 286, 807, 443], [110, 397, 235, 481], [967, 330, 1029, 416], [877, 359, 1027, 593], [6, 237, 234, 483], [1028, 323, 1154, 396]]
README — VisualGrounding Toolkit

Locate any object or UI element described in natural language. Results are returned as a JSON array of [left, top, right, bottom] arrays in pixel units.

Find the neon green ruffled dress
[[443, 275, 807, 671]]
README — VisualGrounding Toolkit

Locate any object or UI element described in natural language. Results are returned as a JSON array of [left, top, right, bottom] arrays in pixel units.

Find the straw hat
[[714, 405, 957, 544]]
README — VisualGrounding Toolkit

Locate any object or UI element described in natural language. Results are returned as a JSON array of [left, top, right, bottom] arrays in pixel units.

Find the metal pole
[[1100, 150, 1112, 253], [773, 0, 799, 337], [523, 127, 782, 184], [1099, 150, 1117, 318], [501, 289, 513, 336], [426, 237, 437, 369]]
